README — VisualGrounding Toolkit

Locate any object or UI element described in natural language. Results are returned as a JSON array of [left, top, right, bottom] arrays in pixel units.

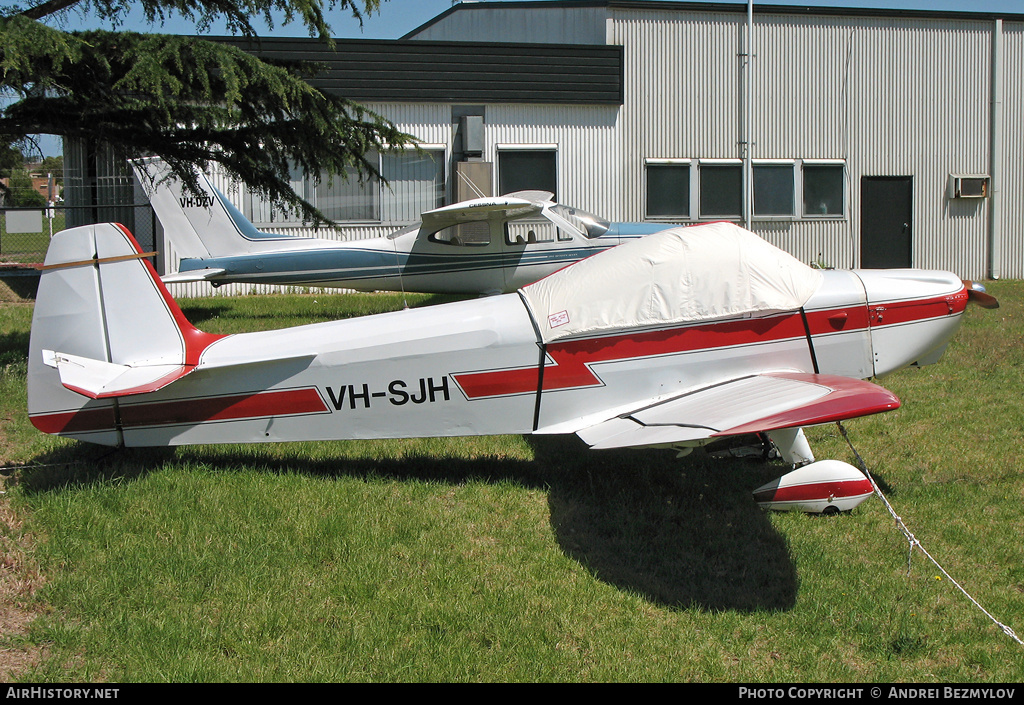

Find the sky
[[30, 0, 1024, 155]]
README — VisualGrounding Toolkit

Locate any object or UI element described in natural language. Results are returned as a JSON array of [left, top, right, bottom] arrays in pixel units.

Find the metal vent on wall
[[948, 174, 990, 199]]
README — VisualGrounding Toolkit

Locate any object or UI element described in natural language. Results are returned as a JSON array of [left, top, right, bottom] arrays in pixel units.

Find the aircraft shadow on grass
[[20, 434, 799, 613]]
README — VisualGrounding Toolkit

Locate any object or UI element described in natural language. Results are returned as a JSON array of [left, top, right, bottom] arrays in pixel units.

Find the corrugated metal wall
[[608, 6, 1003, 276], [483, 104, 621, 215], [998, 21, 1024, 277], [840, 15, 992, 277], [613, 9, 743, 162], [193, 102, 623, 239]]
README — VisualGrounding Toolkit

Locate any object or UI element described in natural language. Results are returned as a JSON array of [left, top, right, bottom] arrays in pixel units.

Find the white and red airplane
[[27, 221, 996, 512]]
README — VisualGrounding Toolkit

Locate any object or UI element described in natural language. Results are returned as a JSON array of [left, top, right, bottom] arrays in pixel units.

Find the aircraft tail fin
[[132, 157, 274, 260], [28, 223, 224, 445]]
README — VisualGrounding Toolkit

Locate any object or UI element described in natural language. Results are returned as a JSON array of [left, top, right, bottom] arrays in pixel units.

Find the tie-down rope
[[836, 421, 1022, 647]]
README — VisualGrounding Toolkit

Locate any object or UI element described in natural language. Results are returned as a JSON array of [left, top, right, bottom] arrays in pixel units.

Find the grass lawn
[[1, 286, 1022, 682]]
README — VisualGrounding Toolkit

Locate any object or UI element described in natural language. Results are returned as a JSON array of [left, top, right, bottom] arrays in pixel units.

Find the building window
[[315, 156, 380, 222], [246, 148, 445, 225], [645, 161, 690, 219], [699, 162, 742, 219], [381, 149, 446, 222], [498, 148, 557, 199], [803, 163, 845, 217], [753, 163, 795, 217], [646, 158, 846, 223]]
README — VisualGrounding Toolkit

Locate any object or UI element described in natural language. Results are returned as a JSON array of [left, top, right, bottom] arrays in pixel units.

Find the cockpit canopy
[[521, 222, 824, 343]]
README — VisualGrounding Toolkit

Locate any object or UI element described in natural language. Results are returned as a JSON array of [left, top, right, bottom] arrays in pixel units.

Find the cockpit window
[[506, 219, 556, 245], [428, 221, 491, 247], [549, 204, 611, 239]]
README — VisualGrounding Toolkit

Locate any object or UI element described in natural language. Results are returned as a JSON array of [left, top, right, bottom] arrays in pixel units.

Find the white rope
[[390, 236, 409, 311], [0, 461, 84, 471], [836, 421, 1023, 646]]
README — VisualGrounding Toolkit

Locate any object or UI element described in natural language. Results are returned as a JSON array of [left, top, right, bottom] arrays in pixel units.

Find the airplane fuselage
[[30, 264, 969, 449], [176, 223, 667, 294]]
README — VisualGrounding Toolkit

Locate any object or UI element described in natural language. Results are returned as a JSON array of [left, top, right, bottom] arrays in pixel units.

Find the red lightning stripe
[[454, 291, 967, 401], [454, 312, 810, 399]]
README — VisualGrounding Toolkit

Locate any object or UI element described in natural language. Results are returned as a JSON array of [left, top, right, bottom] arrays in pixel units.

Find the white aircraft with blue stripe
[[136, 159, 670, 295]]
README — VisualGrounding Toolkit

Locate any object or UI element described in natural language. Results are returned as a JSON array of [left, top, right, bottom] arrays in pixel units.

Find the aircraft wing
[[419, 195, 545, 231], [161, 268, 227, 284], [574, 372, 900, 450]]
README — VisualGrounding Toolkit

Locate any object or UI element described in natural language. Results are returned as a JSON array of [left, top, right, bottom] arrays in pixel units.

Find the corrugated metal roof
[[404, 0, 1024, 41], [216, 37, 624, 105]]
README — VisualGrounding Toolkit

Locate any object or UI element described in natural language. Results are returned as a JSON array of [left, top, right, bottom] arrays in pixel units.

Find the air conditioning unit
[[948, 174, 989, 199]]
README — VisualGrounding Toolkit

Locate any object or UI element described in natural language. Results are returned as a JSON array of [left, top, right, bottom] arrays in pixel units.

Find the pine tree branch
[[17, 0, 84, 21], [0, 2, 399, 224]]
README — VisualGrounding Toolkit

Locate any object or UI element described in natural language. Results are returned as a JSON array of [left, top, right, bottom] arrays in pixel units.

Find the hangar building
[[64, 1, 1024, 295]]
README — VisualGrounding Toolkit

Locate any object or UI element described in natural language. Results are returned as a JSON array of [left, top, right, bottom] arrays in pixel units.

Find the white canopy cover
[[520, 222, 824, 343]]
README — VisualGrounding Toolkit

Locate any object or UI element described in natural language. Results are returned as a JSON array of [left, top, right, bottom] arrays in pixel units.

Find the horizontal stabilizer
[[161, 267, 226, 284], [576, 372, 900, 450], [44, 347, 318, 400], [43, 350, 192, 399]]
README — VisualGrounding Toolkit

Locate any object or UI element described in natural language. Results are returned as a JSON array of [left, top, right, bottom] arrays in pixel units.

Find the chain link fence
[[0, 207, 61, 266], [0, 204, 156, 268]]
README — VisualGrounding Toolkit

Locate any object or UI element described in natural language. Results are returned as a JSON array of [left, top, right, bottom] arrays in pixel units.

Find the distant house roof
[[218, 37, 624, 105]]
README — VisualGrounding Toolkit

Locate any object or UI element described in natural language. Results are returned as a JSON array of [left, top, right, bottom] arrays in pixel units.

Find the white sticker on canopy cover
[[548, 310, 570, 328]]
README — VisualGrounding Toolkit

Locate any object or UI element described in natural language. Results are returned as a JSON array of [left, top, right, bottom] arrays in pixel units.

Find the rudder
[[28, 223, 222, 445]]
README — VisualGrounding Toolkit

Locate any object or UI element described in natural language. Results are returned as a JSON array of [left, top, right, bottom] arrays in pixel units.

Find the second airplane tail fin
[[132, 157, 278, 260]]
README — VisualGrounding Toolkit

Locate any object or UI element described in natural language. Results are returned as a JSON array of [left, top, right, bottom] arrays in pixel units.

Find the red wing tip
[[714, 376, 900, 437]]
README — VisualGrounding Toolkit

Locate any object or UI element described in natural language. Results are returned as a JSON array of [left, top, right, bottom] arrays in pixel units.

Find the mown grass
[[1, 286, 1023, 682]]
